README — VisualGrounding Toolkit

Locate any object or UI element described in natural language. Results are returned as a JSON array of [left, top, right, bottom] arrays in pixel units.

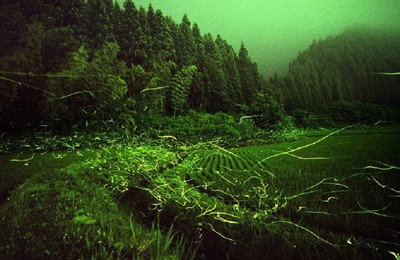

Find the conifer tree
[[238, 42, 261, 105], [202, 33, 229, 112], [87, 0, 118, 50], [175, 15, 196, 67], [136, 6, 151, 68], [147, 6, 175, 62], [215, 35, 242, 108]]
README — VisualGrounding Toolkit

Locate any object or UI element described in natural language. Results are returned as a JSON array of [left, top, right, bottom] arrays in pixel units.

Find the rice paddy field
[[187, 126, 400, 258], [0, 125, 399, 259]]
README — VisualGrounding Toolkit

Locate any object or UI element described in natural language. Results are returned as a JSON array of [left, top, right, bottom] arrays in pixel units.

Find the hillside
[[277, 27, 400, 113]]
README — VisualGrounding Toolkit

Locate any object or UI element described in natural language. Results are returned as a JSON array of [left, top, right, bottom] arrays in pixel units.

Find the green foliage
[[328, 101, 398, 124], [238, 42, 263, 105], [78, 146, 178, 195], [1, 126, 400, 259], [3, 1, 400, 132], [0, 170, 119, 259], [0, 147, 101, 205], [170, 65, 197, 116], [3, 4, 400, 257], [0, 23, 46, 132], [291, 101, 400, 128], [131, 61, 176, 116], [137, 111, 263, 145], [186, 126, 400, 258], [44, 42, 128, 130], [141, 76, 168, 115], [292, 109, 335, 128], [175, 14, 197, 67], [249, 91, 285, 130], [0, 0, 274, 132]]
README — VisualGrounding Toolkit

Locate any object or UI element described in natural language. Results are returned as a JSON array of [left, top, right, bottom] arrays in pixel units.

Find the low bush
[[137, 111, 263, 145], [292, 109, 336, 128], [328, 101, 399, 124]]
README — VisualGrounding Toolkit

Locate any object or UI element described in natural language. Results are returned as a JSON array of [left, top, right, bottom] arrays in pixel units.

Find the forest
[[0, 0, 267, 134], [1, 0, 398, 134], [0, 0, 400, 259]]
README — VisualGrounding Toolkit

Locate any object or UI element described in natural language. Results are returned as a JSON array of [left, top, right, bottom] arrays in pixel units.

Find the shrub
[[137, 111, 261, 144], [292, 109, 335, 128], [249, 91, 285, 130], [328, 101, 397, 124]]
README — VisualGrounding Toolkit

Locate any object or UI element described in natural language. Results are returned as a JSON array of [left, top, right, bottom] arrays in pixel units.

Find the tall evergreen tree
[[147, 6, 175, 62], [237, 42, 261, 105], [136, 6, 152, 68], [0, 0, 282, 130], [203, 33, 228, 112], [175, 15, 196, 67], [216, 36, 242, 106], [44, 42, 128, 128], [83, 0, 115, 50], [115, 0, 140, 66], [188, 22, 208, 110]]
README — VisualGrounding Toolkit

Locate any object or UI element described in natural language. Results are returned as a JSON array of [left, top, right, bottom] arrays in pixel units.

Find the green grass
[[0, 145, 197, 259], [0, 149, 101, 204], [0, 125, 399, 259]]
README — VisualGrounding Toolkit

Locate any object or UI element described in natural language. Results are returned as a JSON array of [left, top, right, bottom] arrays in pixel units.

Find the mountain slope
[[279, 27, 400, 112]]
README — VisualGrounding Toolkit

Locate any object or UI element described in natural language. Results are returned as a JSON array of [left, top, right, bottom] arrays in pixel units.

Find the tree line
[[0, 0, 270, 133]]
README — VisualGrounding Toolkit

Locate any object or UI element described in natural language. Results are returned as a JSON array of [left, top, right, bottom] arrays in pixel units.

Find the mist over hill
[[128, 0, 400, 77], [275, 27, 400, 112]]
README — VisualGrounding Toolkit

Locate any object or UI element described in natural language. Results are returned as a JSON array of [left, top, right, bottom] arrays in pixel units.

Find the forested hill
[[0, 0, 267, 132], [1, 1, 399, 133], [277, 27, 400, 113]]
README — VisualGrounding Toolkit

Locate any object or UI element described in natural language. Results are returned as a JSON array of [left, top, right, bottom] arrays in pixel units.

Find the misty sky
[[119, 0, 400, 76]]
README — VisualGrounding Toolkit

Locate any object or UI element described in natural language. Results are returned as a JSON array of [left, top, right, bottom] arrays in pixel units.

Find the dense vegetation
[[276, 27, 400, 124], [1, 0, 400, 259], [0, 0, 270, 133]]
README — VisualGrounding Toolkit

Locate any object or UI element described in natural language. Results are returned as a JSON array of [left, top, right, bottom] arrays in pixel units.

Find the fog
[[120, 0, 400, 76]]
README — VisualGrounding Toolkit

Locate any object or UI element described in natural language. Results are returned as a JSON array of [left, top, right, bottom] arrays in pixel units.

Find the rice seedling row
[[202, 152, 216, 175], [210, 153, 222, 173], [222, 154, 237, 173], [237, 151, 262, 169]]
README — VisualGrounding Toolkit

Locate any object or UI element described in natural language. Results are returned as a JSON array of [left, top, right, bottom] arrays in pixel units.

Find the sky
[[118, 0, 400, 76]]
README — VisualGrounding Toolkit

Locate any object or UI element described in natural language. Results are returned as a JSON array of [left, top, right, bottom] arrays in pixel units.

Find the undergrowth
[[0, 112, 307, 159]]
